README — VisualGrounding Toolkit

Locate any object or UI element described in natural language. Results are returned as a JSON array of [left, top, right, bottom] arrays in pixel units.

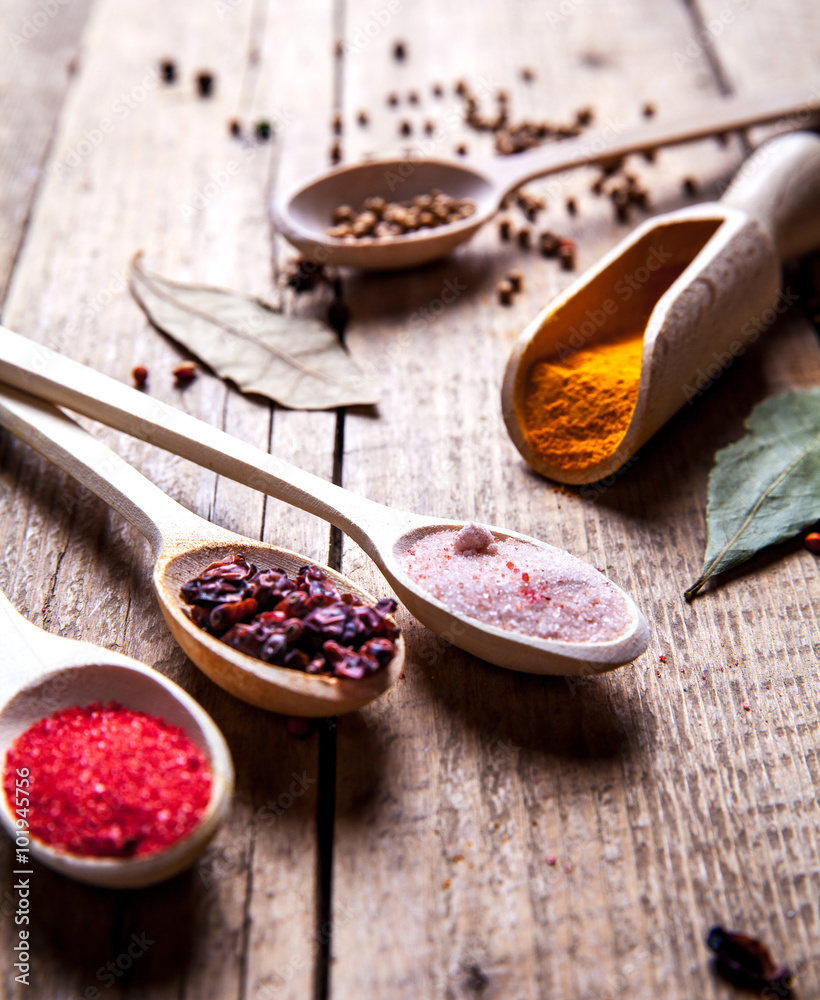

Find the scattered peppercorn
[[517, 226, 531, 250], [333, 39, 344, 57], [392, 40, 407, 61], [805, 531, 820, 553], [357, 110, 369, 126], [159, 58, 176, 85], [558, 239, 576, 270], [575, 106, 593, 126], [387, 91, 399, 107], [423, 119, 435, 135], [131, 365, 148, 390], [255, 120, 271, 141], [172, 364, 197, 387], [520, 67, 535, 82], [331, 111, 343, 135], [408, 89, 419, 105], [399, 119, 412, 137], [455, 143, 468, 156], [330, 140, 342, 165], [455, 79, 468, 96], [497, 280, 514, 306], [682, 176, 698, 196], [643, 148, 656, 163], [507, 270, 523, 293], [539, 230, 560, 257], [195, 71, 214, 98], [642, 101, 656, 118], [432, 83, 443, 97], [286, 255, 324, 293], [566, 197, 577, 216], [228, 118, 242, 138], [498, 217, 512, 241]]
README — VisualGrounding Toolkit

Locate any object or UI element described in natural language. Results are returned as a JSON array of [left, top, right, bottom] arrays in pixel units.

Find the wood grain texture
[[0, 0, 337, 996], [331, 0, 820, 998], [1, 0, 820, 997]]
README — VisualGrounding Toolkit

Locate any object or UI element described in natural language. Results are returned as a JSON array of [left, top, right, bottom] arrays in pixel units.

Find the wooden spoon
[[0, 589, 233, 888], [0, 340, 648, 675], [502, 130, 820, 484], [273, 86, 820, 270], [0, 385, 404, 716]]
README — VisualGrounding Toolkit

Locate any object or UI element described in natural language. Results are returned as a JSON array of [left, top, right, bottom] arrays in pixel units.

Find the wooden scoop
[[502, 130, 820, 484]]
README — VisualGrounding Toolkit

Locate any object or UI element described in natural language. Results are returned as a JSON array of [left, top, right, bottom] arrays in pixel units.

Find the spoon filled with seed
[[273, 87, 820, 270], [0, 589, 233, 888], [0, 332, 649, 675]]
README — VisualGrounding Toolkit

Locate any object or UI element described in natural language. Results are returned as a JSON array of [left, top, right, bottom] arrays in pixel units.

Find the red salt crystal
[[521, 573, 529, 582], [546, 855, 556, 866], [742, 701, 751, 711], [2, 702, 211, 858], [506, 562, 514, 570], [659, 655, 667, 663], [564, 861, 573, 873]]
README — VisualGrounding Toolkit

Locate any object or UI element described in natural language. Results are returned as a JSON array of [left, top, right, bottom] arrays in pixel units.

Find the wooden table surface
[[1, 0, 820, 997]]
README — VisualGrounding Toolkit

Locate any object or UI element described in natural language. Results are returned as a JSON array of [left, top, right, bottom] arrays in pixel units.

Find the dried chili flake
[[706, 926, 793, 991], [3, 703, 211, 858]]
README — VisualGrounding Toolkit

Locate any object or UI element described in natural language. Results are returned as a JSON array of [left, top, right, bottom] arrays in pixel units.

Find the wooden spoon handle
[[0, 328, 403, 554], [0, 384, 214, 555], [720, 130, 820, 260], [482, 85, 820, 199]]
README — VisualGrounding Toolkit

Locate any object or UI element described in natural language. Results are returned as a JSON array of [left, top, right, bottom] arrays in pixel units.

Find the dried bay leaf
[[685, 388, 820, 600], [129, 254, 379, 410]]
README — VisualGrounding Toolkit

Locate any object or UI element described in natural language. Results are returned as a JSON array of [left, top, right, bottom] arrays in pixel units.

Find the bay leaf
[[129, 254, 379, 410], [685, 388, 820, 600]]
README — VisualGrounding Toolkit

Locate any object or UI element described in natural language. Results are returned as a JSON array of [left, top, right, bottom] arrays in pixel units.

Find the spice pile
[[3, 703, 211, 858], [180, 556, 399, 679], [327, 192, 476, 240], [523, 330, 645, 475], [399, 523, 630, 642]]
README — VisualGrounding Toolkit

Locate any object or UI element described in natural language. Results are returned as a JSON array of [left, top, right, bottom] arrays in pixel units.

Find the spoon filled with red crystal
[[0, 332, 649, 675], [0, 384, 405, 717], [0, 589, 233, 888]]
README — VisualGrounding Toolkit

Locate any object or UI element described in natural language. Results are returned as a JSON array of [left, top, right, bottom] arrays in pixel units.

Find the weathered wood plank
[[0, 0, 339, 997], [0, 0, 95, 303], [329, 0, 820, 997]]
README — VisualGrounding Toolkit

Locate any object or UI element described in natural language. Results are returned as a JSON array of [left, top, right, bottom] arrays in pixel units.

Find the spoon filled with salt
[[0, 589, 233, 888], [0, 334, 649, 675]]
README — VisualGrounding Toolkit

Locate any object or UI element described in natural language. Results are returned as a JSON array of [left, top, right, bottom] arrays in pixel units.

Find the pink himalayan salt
[[399, 523, 630, 643]]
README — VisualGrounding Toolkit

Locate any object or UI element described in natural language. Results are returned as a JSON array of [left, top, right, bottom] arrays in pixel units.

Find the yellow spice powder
[[522, 330, 644, 475]]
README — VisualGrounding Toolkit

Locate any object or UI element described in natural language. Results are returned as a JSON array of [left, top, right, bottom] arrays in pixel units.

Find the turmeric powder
[[522, 330, 644, 475]]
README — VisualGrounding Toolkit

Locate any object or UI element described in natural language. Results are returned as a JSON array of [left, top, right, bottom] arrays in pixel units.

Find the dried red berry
[[172, 364, 197, 387], [805, 531, 820, 553], [131, 365, 148, 389], [706, 926, 793, 991]]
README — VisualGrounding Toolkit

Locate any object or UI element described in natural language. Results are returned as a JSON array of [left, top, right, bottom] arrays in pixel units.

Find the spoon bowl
[[0, 591, 233, 888], [273, 88, 820, 270], [276, 157, 496, 270], [0, 386, 404, 717], [382, 519, 649, 675]]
